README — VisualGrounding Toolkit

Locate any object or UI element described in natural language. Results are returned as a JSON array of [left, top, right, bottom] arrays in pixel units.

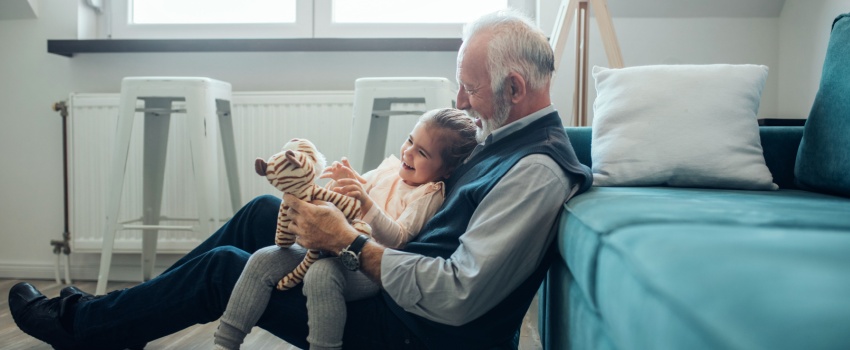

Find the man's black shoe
[[8, 282, 82, 350], [60, 285, 99, 302]]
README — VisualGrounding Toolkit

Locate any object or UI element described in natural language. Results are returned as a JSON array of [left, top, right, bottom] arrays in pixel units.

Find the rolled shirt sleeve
[[380, 154, 576, 326]]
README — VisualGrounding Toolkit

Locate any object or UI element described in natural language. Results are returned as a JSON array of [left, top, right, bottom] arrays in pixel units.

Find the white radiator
[[67, 91, 424, 253]]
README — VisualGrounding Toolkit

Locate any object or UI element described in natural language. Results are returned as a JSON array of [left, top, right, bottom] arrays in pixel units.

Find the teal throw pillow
[[795, 13, 850, 197]]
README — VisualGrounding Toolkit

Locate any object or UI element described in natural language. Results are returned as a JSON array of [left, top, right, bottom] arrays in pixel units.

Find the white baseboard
[[0, 254, 181, 282]]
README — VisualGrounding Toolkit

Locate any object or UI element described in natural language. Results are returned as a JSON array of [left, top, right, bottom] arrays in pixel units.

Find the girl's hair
[[418, 108, 478, 172]]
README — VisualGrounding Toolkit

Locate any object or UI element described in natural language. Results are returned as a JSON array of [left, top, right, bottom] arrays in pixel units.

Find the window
[[106, 0, 530, 39], [132, 0, 297, 24], [315, 0, 510, 38], [108, 0, 312, 39]]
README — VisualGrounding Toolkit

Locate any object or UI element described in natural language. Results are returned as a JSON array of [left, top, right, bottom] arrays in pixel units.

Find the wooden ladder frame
[[550, 0, 624, 126]]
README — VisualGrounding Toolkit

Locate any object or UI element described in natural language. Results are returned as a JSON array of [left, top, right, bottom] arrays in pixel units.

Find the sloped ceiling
[[0, 0, 38, 20], [605, 0, 787, 18]]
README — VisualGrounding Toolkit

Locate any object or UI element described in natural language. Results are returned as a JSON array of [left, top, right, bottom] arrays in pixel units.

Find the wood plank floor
[[1, 279, 542, 349]]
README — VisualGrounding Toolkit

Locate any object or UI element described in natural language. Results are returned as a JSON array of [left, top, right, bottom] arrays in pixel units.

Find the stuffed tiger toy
[[254, 138, 372, 291]]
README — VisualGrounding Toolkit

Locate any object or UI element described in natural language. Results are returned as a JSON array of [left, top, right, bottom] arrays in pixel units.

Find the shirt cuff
[[362, 202, 380, 223]]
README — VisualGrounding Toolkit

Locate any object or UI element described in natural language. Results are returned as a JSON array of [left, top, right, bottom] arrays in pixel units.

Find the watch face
[[340, 251, 359, 271]]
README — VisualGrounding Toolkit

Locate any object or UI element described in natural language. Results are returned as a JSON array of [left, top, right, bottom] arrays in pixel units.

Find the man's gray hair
[[461, 8, 555, 93]]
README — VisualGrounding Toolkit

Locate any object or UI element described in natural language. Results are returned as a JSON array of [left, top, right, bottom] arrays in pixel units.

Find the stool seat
[[348, 77, 457, 173], [96, 77, 241, 295]]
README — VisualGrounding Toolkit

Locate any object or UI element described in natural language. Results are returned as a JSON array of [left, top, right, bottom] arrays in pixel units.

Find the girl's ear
[[441, 166, 455, 180]]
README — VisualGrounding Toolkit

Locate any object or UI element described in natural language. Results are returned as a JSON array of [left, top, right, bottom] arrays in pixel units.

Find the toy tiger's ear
[[255, 158, 268, 176], [285, 150, 303, 168]]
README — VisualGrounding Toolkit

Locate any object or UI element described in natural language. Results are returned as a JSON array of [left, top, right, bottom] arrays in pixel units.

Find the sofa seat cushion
[[558, 186, 850, 349], [597, 224, 850, 349], [558, 186, 850, 310]]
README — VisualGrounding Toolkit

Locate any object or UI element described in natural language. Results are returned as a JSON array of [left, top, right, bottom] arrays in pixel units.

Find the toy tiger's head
[[255, 138, 327, 198]]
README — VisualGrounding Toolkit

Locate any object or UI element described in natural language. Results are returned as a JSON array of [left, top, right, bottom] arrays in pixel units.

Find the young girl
[[214, 108, 478, 350]]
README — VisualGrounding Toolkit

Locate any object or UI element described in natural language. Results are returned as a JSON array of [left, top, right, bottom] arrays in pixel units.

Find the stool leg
[[216, 99, 241, 214], [96, 94, 137, 295], [349, 93, 375, 173], [140, 98, 172, 281], [186, 96, 216, 237], [363, 98, 392, 172]]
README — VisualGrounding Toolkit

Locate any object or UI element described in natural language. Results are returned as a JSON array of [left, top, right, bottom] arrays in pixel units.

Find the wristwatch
[[339, 234, 370, 271]]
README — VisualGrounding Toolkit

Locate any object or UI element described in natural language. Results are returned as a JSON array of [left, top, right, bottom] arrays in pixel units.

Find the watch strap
[[347, 234, 369, 254]]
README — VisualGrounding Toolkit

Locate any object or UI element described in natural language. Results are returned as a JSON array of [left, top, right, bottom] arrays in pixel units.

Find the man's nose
[[456, 89, 470, 110]]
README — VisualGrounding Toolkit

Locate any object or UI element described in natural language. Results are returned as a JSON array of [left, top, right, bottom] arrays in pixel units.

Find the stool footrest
[[135, 107, 187, 114], [122, 224, 194, 231], [372, 109, 426, 117]]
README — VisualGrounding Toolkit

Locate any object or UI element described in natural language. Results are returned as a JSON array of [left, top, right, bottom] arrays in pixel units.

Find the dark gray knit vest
[[382, 111, 592, 349]]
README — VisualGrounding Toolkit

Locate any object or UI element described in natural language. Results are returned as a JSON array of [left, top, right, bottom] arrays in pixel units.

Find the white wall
[[556, 17, 781, 124], [0, 0, 846, 281], [537, 0, 848, 124], [0, 0, 458, 281]]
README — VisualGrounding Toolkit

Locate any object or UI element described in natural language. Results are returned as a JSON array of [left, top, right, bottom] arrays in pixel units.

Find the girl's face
[[398, 122, 450, 186]]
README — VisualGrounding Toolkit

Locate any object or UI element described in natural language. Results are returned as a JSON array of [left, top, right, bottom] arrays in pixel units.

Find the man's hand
[[284, 193, 386, 284], [284, 193, 359, 253]]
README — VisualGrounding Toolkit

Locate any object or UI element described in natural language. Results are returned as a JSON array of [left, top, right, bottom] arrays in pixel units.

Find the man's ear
[[506, 72, 527, 104]]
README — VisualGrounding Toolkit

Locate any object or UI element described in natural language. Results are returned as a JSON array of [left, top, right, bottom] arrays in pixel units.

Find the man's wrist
[[359, 240, 384, 283], [339, 234, 370, 271], [334, 228, 361, 254]]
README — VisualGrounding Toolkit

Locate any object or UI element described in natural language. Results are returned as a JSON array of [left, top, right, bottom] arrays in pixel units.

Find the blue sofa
[[538, 126, 850, 350], [537, 12, 850, 350]]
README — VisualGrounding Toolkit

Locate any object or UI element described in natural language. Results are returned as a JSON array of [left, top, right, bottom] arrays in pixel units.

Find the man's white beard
[[471, 91, 512, 143]]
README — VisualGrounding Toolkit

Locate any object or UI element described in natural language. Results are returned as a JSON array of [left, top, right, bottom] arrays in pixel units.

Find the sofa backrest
[[564, 126, 804, 189]]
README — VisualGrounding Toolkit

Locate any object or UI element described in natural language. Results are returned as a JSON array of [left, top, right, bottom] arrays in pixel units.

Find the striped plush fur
[[255, 138, 372, 291]]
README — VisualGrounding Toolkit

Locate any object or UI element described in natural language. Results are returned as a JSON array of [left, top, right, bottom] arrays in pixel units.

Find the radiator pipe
[[50, 101, 72, 285]]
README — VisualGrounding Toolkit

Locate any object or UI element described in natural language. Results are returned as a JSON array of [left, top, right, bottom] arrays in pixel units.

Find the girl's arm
[[335, 182, 444, 249]]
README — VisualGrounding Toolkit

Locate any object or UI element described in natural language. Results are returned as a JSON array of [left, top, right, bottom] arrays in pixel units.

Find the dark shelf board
[[47, 38, 463, 57]]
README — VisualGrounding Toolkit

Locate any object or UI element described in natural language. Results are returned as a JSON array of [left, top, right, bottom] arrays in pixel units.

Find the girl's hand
[[334, 178, 374, 216], [320, 157, 367, 184]]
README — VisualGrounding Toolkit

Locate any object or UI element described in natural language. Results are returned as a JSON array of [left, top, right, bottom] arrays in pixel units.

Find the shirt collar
[[465, 105, 556, 162], [482, 104, 556, 146]]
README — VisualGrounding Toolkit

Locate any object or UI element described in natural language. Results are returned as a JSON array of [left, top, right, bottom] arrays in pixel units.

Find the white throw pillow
[[591, 64, 777, 190]]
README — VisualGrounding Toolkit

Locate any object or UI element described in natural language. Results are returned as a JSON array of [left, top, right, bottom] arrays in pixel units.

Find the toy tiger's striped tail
[[276, 219, 371, 291]]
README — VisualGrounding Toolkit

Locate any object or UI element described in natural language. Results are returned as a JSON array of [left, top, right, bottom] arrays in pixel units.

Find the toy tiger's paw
[[351, 219, 372, 236]]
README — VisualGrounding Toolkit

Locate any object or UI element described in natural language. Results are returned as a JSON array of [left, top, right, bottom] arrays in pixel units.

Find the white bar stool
[[348, 77, 457, 173], [96, 77, 242, 295]]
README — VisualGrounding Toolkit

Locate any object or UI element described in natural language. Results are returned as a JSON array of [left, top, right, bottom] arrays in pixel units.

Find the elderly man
[[10, 8, 591, 350]]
